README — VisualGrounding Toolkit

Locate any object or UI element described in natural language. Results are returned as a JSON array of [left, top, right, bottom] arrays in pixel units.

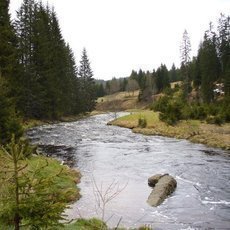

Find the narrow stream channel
[[27, 113, 230, 229]]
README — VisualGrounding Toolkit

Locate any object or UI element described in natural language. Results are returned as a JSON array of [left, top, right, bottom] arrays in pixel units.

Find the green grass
[[109, 110, 159, 129], [122, 110, 159, 125], [27, 155, 81, 202], [63, 218, 107, 230], [0, 149, 81, 228], [109, 110, 230, 150], [62, 219, 153, 230]]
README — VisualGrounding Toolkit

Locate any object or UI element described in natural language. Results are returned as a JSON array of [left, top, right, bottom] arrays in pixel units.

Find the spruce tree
[[15, 0, 40, 118], [169, 63, 178, 82], [64, 44, 80, 114], [0, 77, 23, 144], [78, 48, 96, 112], [200, 26, 220, 103], [180, 30, 191, 98], [155, 64, 169, 93], [217, 14, 230, 96], [0, 0, 23, 144], [0, 0, 17, 78]]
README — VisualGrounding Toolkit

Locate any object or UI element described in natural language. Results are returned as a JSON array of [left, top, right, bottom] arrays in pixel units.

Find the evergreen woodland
[[97, 14, 229, 124], [0, 0, 96, 144]]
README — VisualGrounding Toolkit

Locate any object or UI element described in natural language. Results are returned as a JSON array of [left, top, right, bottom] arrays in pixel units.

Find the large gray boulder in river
[[147, 174, 177, 207]]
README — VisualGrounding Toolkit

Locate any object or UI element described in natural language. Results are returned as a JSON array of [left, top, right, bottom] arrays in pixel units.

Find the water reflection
[[27, 113, 230, 229]]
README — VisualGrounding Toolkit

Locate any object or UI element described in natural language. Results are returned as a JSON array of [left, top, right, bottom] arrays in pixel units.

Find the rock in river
[[147, 174, 177, 207]]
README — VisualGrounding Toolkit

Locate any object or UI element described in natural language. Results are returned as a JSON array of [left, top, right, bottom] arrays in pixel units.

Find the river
[[27, 113, 230, 229]]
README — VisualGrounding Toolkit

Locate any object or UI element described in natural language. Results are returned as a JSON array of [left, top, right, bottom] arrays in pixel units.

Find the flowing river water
[[27, 113, 230, 229]]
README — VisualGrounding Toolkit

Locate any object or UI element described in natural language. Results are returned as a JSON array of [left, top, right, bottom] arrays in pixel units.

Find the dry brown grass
[[109, 110, 230, 150], [96, 90, 149, 111]]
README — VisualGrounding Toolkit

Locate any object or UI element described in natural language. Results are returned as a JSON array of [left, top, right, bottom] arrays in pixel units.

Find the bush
[[158, 98, 185, 125], [206, 115, 224, 125], [138, 116, 147, 128], [152, 93, 229, 125], [151, 96, 170, 113], [0, 137, 81, 229]]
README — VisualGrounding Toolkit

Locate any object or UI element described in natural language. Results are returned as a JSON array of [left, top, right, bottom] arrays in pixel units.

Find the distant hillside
[[96, 90, 149, 111]]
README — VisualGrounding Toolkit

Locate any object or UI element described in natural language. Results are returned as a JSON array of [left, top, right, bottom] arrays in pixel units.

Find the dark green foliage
[[159, 98, 184, 125], [0, 136, 80, 229], [0, 0, 17, 78], [138, 116, 147, 128], [206, 115, 224, 125], [191, 55, 202, 89], [151, 95, 170, 113], [95, 83, 106, 97], [12, 0, 90, 119], [0, 78, 23, 144], [78, 48, 96, 112], [155, 64, 170, 93], [152, 91, 230, 125], [169, 63, 180, 82], [120, 77, 128, 91], [187, 104, 208, 120], [200, 27, 220, 103], [15, 1, 78, 118], [217, 14, 230, 96], [0, 0, 23, 143]]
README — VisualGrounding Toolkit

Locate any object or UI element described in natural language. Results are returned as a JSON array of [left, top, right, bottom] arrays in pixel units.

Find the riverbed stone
[[147, 174, 177, 207], [148, 174, 168, 187]]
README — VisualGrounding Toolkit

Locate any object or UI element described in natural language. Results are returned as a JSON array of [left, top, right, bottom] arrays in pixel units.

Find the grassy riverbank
[[108, 110, 230, 150], [0, 145, 81, 228]]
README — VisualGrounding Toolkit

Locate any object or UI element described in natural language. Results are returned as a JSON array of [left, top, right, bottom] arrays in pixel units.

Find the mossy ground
[[109, 110, 230, 150], [63, 218, 152, 230], [63, 218, 107, 230], [28, 155, 81, 202]]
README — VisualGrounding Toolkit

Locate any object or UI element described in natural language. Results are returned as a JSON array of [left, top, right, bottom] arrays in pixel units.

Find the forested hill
[[95, 15, 230, 126], [0, 0, 96, 143]]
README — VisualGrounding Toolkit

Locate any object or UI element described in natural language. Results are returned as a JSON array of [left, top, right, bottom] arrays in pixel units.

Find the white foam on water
[[202, 200, 230, 205]]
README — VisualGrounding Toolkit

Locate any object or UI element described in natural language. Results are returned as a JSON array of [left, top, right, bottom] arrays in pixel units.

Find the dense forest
[[0, 0, 96, 144]]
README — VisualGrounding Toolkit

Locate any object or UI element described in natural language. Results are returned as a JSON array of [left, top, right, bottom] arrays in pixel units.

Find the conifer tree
[[180, 30, 191, 98], [200, 25, 220, 103], [169, 63, 178, 82], [155, 64, 169, 92], [0, 136, 79, 228], [0, 77, 23, 144], [0, 0, 23, 144], [0, 0, 17, 78], [64, 44, 80, 114], [15, 0, 40, 118], [217, 14, 230, 96], [78, 48, 96, 112]]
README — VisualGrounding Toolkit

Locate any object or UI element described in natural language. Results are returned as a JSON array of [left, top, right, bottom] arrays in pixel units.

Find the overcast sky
[[10, 0, 229, 80]]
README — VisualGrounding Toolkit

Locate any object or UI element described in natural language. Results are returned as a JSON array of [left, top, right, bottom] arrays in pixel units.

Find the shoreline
[[22, 111, 103, 130], [108, 111, 230, 151]]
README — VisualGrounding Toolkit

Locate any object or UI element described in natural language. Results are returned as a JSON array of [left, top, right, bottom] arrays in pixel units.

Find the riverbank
[[0, 146, 81, 228], [108, 110, 230, 150], [22, 112, 98, 130]]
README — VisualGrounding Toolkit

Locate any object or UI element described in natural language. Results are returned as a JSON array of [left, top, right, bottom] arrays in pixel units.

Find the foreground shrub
[[0, 136, 81, 229]]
